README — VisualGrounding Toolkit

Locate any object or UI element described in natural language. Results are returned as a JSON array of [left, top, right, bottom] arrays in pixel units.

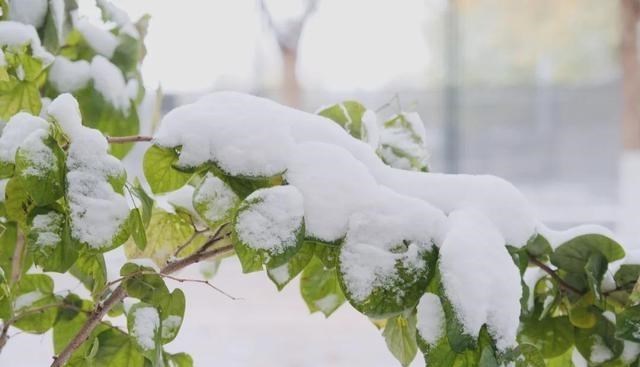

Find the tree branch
[[106, 135, 153, 144], [527, 254, 583, 295], [51, 243, 235, 367], [10, 232, 25, 287], [1, 232, 26, 351]]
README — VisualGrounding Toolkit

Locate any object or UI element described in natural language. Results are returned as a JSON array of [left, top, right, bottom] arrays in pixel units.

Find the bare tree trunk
[[281, 47, 301, 108], [618, 0, 640, 251], [621, 0, 640, 150]]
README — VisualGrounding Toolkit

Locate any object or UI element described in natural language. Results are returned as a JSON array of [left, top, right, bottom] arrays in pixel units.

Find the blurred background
[[87, 0, 636, 235], [4, 0, 640, 366]]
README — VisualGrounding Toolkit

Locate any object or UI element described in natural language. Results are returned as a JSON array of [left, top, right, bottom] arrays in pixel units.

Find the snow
[[161, 315, 183, 339], [338, 188, 444, 302], [8, 0, 48, 28], [438, 209, 521, 351], [235, 186, 304, 254], [0, 21, 54, 64], [18, 129, 56, 177], [13, 291, 44, 311], [268, 263, 290, 285], [132, 306, 160, 351], [0, 179, 7, 200], [192, 173, 238, 225], [47, 93, 83, 137], [49, 0, 66, 44], [96, 0, 132, 27], [314, 294, 340, 313], [31, 212, 63, 248], [47, 94, 130, 249], [622, 341, 640, 363], [361, 109, 379, 149], [378, 112, 429, 170], [416, 293, 445, 346], [590, 336, 613, 363], [75, 18, 118, 58], [150, 91, 555, 347], [522, 267, 545, 311], [48, 56, 91, 93], [90, 55, 131, 112], [0, 112, 49, 164], [572, 349, 588, 367]]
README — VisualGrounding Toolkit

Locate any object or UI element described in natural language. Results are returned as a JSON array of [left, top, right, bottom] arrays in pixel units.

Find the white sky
[[80, 0, 433, 93]]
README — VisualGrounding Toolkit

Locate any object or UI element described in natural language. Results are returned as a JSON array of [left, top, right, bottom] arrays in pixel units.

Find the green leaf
[[130, 180, 154, 227], [192, 173, 239, 229], [300, 256, 345, 317], [233, 186, 305, 269], [127, 302, 162, 362], [312, 240, 340, 269], [526, 234, 552, 258], [379, 113, 429, 172], [70, 253, 107, 298], [207, 163, 284, 199], [338, 244, 437, 318], [518, 316, 574, 358], [575, 313, 623, 364], [121, 263, 170, 307], [124, 208, 205, 267], [143, 145, 193, 194], [550, 234, 625, 273], [129, 208, 147, 251], [383, 312, 418, 366], [4, 176, 36, 229], [518, 344, 545, 367], [0, 78, 41, 120], [616, 304, 640, 342], [159, 289, 185, 344], [27, 208, 79, 273], [164, 352, 193, 367], [584, 252, 607, 301], [614, 265, 640, 290], [317, 101, 367, 140], [93, 328, 145, 367], [112, 34, 144, 77], [12, 274, 58, 333], [53, 295, 97, 354], [267, 241, 315, 290], [74, 84, 139, 159], [0, 222, 18, 276], [421, 335, 479, 367], [568, 293, 598, 329], [545, 347, 575, 367]]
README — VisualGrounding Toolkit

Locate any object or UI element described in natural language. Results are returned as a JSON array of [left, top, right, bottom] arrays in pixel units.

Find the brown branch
[[0, 301, 87, 353], [1, 232, 26, 351], [51, 243, 235, 367], [106, 135, 153, 144], [527, 254, 583, 295], [10, 232, 25, 286]]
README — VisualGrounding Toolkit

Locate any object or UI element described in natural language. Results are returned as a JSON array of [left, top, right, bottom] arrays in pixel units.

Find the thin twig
[[51, 243, 235, 367], [106, 135, 153, 144], [159, 274, 239, 300], [527, 254, 583, 295]]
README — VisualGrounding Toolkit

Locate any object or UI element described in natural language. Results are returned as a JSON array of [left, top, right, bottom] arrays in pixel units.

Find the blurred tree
[[456, 0, 618, 85], [260, 0, 317, 107], [621, 0, 640, 150]]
